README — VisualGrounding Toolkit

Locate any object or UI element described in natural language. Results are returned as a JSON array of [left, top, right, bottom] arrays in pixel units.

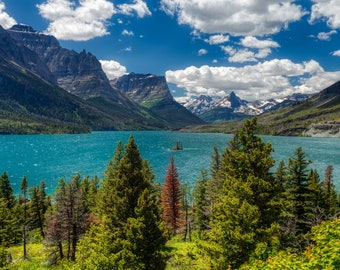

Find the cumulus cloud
[[37, 0, 115, 41], [240, 36, 280, 49], [198, 49, 208, 56], [309, 0, 340, 29], [100, 60, 127, 79], [161, 0, 306, 36], [117, 0, 151, 18], [0, 1, 16, 29], [122, 29, 134, 36], [316, 30, 337, 41], [205, 34, 230, 45], [221, 44, 273, 63], [165, 59, 339, 101], [332, 50, 340, 56]]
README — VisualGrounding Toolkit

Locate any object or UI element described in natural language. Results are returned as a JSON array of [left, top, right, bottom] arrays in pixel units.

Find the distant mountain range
[[179, 91, 311, 123], [181, 80, 340, 137], [0, 24, 202, 133], [1, 24, 338, 136]]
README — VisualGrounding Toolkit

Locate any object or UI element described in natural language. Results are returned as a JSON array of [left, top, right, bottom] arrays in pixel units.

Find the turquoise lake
[[0, 131, 339, 194]]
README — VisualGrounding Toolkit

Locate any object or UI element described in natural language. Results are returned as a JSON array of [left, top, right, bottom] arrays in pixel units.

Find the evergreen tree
[[0, 198, 18, 246], [161, 156, 182, 236], [0, 172, 15, 209], [193, 168, 209, 237], [79, 135, 166, 269], [202, 118, 278, 269], [321, 165, 339, 218], [44, 176, 89, 263], [20, 176, 28, 259], [30, 181, 50, 238], [287, 147, 313, 235]]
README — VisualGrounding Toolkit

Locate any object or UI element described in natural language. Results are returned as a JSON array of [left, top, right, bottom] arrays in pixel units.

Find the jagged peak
[[9, 24, 38, 34]]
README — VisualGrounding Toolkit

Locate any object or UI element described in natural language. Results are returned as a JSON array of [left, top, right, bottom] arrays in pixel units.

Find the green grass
[[164, 236, 209, 270], [5, 243, 48, 270]]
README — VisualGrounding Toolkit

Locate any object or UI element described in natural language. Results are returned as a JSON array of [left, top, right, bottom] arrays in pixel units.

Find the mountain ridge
[[180, 80, 340, 137], [6, 24, 204, 131], [180, 91, 311, 123]]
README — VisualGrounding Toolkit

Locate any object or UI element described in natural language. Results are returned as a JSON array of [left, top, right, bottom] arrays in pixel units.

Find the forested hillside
[[0, 119, 339, 269]]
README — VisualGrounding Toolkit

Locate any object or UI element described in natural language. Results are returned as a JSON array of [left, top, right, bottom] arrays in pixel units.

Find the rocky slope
[[111, 73, 205, 128], [182, 80, 340, 137], [180, 91, 311, 123], [7, 24, 177, 130], [0, 26, 124, 133]]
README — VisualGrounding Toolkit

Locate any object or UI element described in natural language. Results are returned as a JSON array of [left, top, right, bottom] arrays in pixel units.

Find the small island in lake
[[171, 141, 183, 150]]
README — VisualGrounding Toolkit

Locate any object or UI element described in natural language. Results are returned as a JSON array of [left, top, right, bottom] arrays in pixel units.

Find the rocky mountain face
[[180, 91, 311, 123], [0, 26, 127, 133], [0, 26, 56, 84], [2, 24, 203, 132], [8, 24, 130, 105], [111, 73, 205, 128]]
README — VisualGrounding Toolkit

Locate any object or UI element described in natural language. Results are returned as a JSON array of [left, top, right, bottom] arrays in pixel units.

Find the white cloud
[[100, 60, 127, 80], [332, 50, 340, 56], [241, 36, 280, 49], [227, 49, 257, 63], [198, 49, 208, 56], [0, 2, 16, 29], [122, 29, 134, 36], [205, 34, 230, 45], [124, 46, 132, 52], [161, 0, 306, 36], [117, 0, 151, 18], [310, 0, 340, 29], [37, 0, 115, 41], [221, 45, 273, 63], [316, 30, 337, 41], [165, 59, 337, 101]]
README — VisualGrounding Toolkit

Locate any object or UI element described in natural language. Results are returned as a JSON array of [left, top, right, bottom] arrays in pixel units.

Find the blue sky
[[1, 0, 340, 101]]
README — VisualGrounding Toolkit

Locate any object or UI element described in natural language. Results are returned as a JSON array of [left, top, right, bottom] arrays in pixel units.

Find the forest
[[0, 118, 339, 269]]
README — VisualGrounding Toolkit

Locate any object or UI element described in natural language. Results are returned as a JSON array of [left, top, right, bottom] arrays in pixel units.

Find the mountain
[[181, 80, 340, 137], [7, 24, 174, 130], [111, 73, 205, 128], [0, 26, 125, 134], [180, 91, 311, 123]]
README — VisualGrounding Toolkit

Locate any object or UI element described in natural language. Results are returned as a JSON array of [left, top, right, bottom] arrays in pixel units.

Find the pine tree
[[193, 168, 209, 237], [321, 165, 339, 218], [20, 176, 28, 259], [0, 198, 18, 246], [30, 181, 50, 238], [79, 135, 166, 269], [0, 172, 15, 209], [287, 147, 312, 235], [202, 118, 278, 269], [44, 176, 89, 263], [161, 156, 182, 236]]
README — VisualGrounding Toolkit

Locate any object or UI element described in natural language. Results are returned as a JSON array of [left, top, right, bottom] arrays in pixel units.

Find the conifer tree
[[45, 176, 89, 263], [287, 147, 313, 235], [0, 172, 15, 209], [20, 176, 28, 260], [30, 181, 50, 238], [321, 165, 339, 217], [193, 168, 209, 237], [79, 135, 166, 269], [161, 156, 182, 236], [202, 118, 278, 269]]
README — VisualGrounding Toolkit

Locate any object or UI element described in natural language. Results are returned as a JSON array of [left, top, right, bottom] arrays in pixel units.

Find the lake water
[[0, 131, 339, 195]]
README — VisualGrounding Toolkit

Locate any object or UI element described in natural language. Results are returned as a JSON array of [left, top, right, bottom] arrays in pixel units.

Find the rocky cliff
[[0, 25, 56, 84], [111, 73, 205, 128], [8, 24, 129, 105]]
